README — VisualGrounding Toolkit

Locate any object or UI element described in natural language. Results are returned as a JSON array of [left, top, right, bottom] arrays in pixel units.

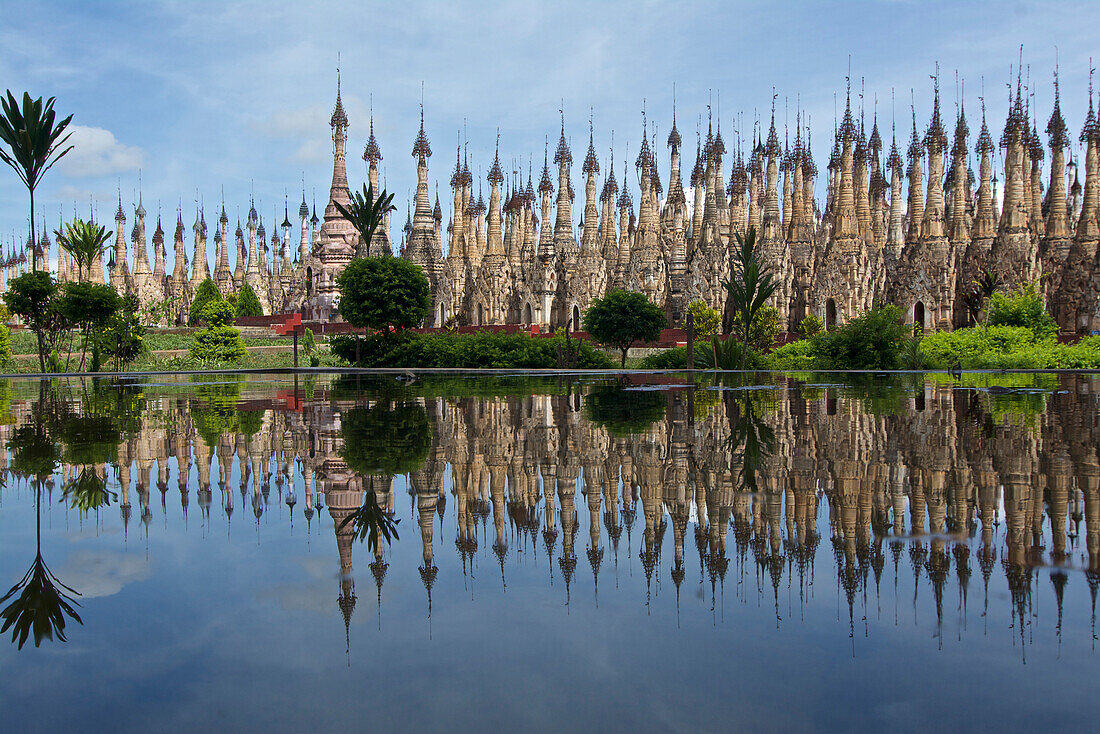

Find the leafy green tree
[[55, 281, 120, 371], [0, 91, 74, 272], [188, 278, 222, 326], [987, 282, 1057, 338], [813, 304, 909, 370], [721, 226, 777, 371], [729, 305, 782, 352], [337, 256, 431, 337], [582, 289, 667, 367], [54, 219, 109, 282], [235, 282, 263, 317], [334, 181, 397, 254], [4, 271, 65, 371], [95, 293, 145, 370], [686, 299, 720, 337], [340, 402, 431, 476], [189, 300, 247, 363], [798, 314, 824, 339]]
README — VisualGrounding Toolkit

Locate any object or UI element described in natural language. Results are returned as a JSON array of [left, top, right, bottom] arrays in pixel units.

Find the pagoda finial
[[330, 59, 348, 130], [554, 104, 571, 166], [488, 129, 503, 184], [1047, 52, 1069, 150], [538, 135, 553, 194], [412, 93, 431, 162], [583, 109, 599, 175], [668, 83, 681, 149]]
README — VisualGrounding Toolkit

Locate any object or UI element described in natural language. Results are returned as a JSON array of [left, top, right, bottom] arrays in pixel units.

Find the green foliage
[[0, 554, 82, 650], [331, 329, 613, 369], [986, 283, 1057, 338], [899, 337, 930, 369], [0, 324, 11, 365], [695, 335, 763, 370], [638, 346, 687, 369], [798, 314, 824, 338], [763, 339, 817, 370], [61, 467, 115, 514], [188, 278, 222, 326], [813, 304, 909, 370], [0, 91, 74, 271], [94, 293, 145, 370], [686, 299, 720, 337], [584, 385, 666, 436], [235, 282, 263, 317], [921, 326, 1100, 369], [722, 226, 777, 370], [56, 281, 120, 370], [54, 219, 110, 280], [301, 327, 315, 355], [4, 271, 65, 370], [334, 181, 397, 252], [338, 256, 431, 334], [582, 289, 667, 367], [189, 300, 246, 363], [729, 305, 782, 352]]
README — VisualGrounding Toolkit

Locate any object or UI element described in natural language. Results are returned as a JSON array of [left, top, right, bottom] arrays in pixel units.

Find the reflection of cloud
[[255, 556, 333, 615], [56, 548, 150, 599], [59, 125, 144, 178]]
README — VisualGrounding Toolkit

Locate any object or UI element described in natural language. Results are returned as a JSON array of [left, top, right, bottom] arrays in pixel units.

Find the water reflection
[[0, 371, 1097, 670]]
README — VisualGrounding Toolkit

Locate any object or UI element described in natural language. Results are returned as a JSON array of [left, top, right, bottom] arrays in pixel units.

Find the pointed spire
[[925, 64, 948, 150], [765, 91, 781, 157], [583, 114, 599, 175], [1082, 61, 1098, 144], [538, 137, 554, 194], [363, 108, 382, 164], [952, 84, 969, 158], [976, 90, 995, 155], [412, 101, 431, 162], [554, 108, 572, 166], [668, 85, 682, 149], [450, 139, 462, 188], [330, 64, 348, 130], [488, 130, 504, 184], [601, 135, 619, 202]]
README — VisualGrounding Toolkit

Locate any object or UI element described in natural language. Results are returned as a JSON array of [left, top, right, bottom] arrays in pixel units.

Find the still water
[[0, 371, 1097, 732]]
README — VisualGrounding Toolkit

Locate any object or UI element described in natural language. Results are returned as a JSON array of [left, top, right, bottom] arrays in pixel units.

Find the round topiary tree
[[189, 300, 247, 363], [337, 256, 431, 337], [582, 289, 667, 367], [235, 282, 263, 318], [188, 278, 222, 326]]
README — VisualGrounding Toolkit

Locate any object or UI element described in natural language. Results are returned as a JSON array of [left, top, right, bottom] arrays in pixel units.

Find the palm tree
[[721, 226, 777, 371], [54, 218, 110, 282], [334, 182, 396, 256], [0, 92, 74, 272]]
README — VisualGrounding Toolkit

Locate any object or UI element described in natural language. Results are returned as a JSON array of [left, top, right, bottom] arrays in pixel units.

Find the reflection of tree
[[1, 393, 79, 649], [1, 379, 132, 649], [337, 401, 433, 552], [725, 392, 775, 492], [190, 376, 261, 447], [340, 402, 431, 476], [584, 385, 666, 437]]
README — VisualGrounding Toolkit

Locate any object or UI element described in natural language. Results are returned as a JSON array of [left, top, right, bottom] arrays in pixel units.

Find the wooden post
[[686, 309, 694, 371]]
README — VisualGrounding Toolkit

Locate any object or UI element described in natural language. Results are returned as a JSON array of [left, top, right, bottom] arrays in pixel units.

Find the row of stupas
[[4, 373, 1100, 652], [7, 59, 1100, 332]]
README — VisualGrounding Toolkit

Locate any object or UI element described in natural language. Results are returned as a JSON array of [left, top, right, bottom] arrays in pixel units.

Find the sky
[[1, 0, 1098, 264]]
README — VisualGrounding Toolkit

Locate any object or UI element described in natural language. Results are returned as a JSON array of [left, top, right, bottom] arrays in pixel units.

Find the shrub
[[686, 300, 720, 337], [987, 283, 1057, 338], [301, 328, 315, 355], [695, 335, 762, 370], [235, 283, 263, 317], [584, 385, 666, 436], [0, 324, 11, 364], [4, 271, 65, 371], [583, 289, 667, 367], [798, 314, 824, 339], [639, 346, 687, 369], [95, 293, 145, 370], [729, 305, 782, 352], [189, 300, 246, 363], [763, 339, 817, 370], [813, 304, 909, 370], [331, 330, 613, 369], [188, 278, 222, 326]]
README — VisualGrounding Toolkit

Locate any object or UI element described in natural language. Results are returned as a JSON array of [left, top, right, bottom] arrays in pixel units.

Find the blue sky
[[1, 0, 1097, 261]]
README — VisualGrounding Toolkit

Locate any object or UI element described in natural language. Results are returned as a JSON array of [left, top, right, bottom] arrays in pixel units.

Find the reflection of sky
[[0, 405, 1097, 730]]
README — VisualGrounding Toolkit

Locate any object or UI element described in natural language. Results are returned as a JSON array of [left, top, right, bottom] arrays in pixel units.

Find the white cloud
[[58, 125, 144, 178]]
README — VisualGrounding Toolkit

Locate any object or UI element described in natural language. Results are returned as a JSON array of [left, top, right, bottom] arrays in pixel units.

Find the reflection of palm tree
[[725, 392, 776, 492]]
